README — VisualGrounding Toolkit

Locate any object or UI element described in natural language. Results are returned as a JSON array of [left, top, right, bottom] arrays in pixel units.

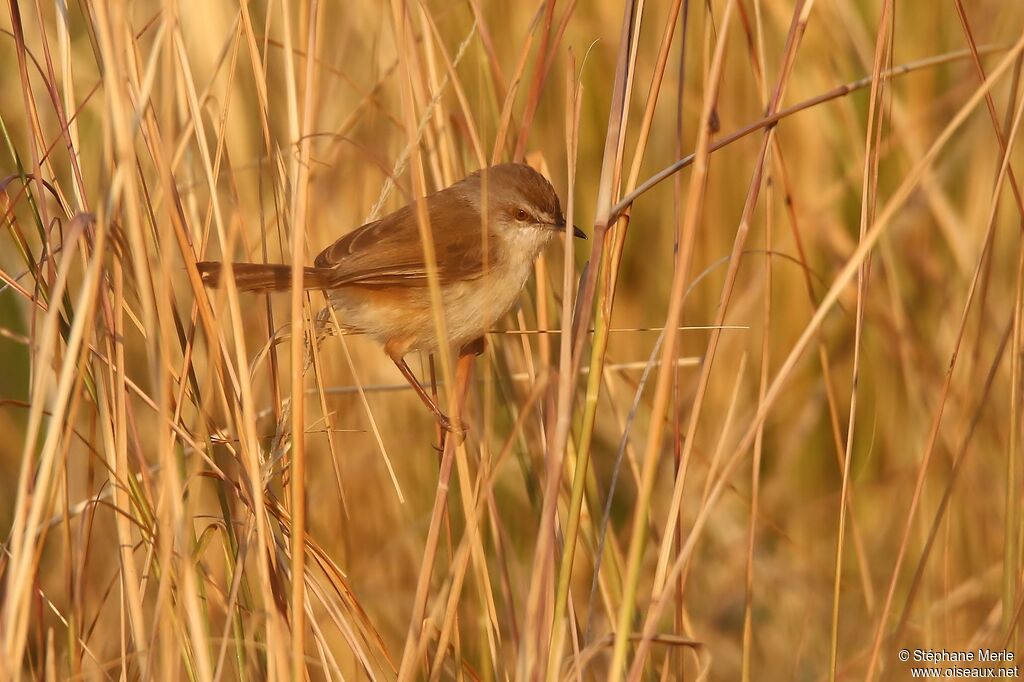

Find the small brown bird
[[197, 163, 584, 431]]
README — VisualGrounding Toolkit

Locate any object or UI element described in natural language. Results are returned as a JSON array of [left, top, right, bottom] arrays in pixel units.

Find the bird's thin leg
[[391, 355, 456, 432], [460, 337, 486, 357]]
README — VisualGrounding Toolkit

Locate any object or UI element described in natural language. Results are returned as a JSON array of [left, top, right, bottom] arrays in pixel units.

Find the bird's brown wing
[[314, 190, 493, 287]]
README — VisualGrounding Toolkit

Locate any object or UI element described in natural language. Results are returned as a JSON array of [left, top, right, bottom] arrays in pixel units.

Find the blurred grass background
[[1, 0, 1023, 679]]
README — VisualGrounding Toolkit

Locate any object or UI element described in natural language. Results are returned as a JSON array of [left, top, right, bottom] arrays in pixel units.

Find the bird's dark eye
[[515, 209, 529, 221]]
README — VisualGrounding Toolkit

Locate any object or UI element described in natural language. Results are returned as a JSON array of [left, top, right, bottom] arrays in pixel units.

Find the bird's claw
[[435, 414, 467, 451]]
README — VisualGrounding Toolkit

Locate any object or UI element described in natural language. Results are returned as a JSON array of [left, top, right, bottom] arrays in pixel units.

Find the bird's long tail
[[196, 262, 334, 292]]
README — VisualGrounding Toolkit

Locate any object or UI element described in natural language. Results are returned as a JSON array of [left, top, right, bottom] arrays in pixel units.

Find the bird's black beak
[[555, 215, 587, 239]]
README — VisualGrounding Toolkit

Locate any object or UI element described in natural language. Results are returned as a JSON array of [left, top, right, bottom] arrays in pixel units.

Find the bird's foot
[[435, 413, 467, 452]]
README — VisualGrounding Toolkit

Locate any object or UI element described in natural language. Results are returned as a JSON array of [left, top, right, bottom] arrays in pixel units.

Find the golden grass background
[[1, 0, 1023, 679]]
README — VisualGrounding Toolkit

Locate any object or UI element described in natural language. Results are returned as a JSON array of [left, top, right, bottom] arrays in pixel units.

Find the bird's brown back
[[314, 163, 563, 289], [314, 185, 497, 288]]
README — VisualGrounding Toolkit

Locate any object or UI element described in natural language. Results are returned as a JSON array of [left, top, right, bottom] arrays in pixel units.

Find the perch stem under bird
[[197, 163, 585, 435]]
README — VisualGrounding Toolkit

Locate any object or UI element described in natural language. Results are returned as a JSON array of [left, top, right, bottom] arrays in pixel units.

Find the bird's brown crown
[[465, 163, 565, 228]]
